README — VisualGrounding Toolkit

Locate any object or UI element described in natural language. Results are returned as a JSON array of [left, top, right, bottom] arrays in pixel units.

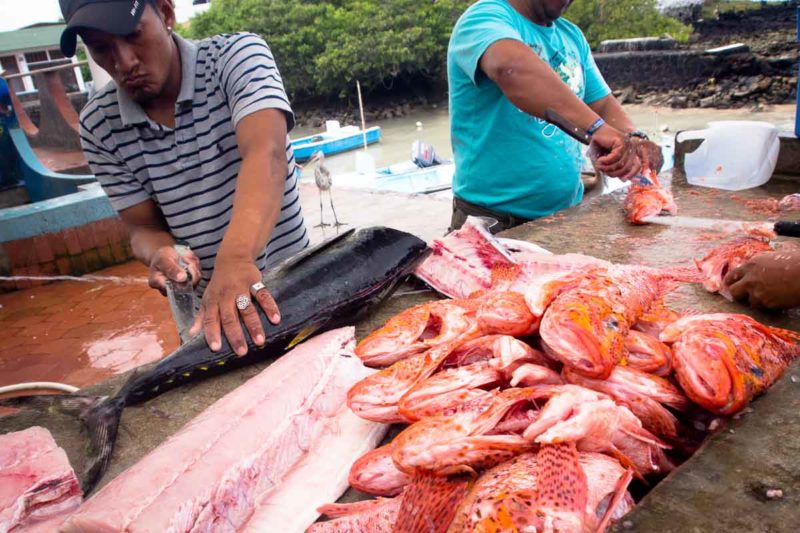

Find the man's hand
[[724, 245, 800, 310], [589, 125, 642, 181], [632, 138, 664, 174], [189, 254, 281, 356], [148, 246, 201, 295]]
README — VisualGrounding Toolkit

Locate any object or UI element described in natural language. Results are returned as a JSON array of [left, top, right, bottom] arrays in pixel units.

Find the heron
[[308, 151, 346, 229]]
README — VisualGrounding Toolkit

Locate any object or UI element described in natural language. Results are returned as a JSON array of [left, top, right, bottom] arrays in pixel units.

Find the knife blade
[[641, 215, 800, 238]]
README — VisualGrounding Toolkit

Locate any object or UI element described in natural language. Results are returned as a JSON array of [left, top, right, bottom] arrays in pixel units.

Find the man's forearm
[[217, 149, 285, 262], [589, 95, 635, 133], [129, 226, 175, 266]]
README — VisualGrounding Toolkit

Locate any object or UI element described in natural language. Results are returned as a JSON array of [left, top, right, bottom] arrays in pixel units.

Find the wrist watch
[[627, 130, 650, 141]]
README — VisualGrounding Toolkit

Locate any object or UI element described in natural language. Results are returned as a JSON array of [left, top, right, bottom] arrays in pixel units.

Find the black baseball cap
[[59, 0, 148, 57]]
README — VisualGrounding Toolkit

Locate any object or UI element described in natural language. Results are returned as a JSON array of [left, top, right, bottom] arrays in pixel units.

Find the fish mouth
[[672, 342, 733, 412], [541, 326, 608, 379]]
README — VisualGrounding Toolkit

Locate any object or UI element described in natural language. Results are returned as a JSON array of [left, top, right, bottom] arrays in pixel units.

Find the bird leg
[[328, 189, 347, 229], [314, 189, 330, 228]]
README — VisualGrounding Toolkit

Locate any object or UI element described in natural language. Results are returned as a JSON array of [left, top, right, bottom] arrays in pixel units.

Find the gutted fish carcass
[[62, 328, 385, 533], [415, 216, 609, 299], [624, 170, 678, 225], [414, 217, 518, 299], [661, 313, 800, 415], [522, 385, 672, 478], [695, 237, 773, 299], [563, 366, 690, 440], [0, 427, 82, 532]]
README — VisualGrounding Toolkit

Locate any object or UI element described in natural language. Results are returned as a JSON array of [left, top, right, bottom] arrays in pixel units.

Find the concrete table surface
[[1, 170, 798, 532]]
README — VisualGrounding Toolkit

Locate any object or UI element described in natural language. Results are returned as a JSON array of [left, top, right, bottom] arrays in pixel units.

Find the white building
[[0, 23, 86, 95]]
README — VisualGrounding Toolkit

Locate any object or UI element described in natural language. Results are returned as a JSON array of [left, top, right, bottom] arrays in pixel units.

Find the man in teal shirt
[[448, 0, 663, 231]]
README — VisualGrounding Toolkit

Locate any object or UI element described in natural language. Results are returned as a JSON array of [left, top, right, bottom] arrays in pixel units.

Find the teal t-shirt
[[448, 0, 611, 219]]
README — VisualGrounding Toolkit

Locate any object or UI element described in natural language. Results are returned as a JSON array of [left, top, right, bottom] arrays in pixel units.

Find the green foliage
[[185, 0, 472, 99], [75, 46, 92, 83], [185, 0, 693, 100], [567, 0, 693, 47]]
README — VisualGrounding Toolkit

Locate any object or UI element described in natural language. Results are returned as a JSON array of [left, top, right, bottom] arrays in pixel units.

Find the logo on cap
[[131, 0, 140, 17]]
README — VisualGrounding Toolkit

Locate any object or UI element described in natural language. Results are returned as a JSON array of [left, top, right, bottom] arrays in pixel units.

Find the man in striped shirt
[[60, 0, 309, 356]]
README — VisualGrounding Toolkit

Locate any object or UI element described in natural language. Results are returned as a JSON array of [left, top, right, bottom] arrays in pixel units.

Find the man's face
[[80, 3, 175, 104], [534, 0, 573, 23]]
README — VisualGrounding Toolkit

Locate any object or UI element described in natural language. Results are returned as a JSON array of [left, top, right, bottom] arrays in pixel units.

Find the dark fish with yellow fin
[[3, 227, 428, 493]]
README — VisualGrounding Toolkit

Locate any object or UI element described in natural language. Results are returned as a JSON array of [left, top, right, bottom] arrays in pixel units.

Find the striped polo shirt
[[79, 32, 309, 296]]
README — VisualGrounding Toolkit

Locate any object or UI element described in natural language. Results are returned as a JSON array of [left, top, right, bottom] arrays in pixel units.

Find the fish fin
[[595, 468, 634, 533], [609, 447, 648, 485], [533, 443, 588, 516], [271, 228, 355, 273], [286, 322, 327, 350], [395, 471, 473, 533], [0, 393, 125, 494]]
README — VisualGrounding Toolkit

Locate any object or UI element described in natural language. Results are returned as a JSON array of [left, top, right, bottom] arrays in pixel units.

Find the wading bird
[[309, 151, 346, 229]]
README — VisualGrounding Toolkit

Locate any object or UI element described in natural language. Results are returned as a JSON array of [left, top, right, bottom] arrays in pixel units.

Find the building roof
[[0, 23, 65, 55]]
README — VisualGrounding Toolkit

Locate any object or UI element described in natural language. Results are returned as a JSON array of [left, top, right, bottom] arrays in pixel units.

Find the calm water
[[294, 104, 797, 181]]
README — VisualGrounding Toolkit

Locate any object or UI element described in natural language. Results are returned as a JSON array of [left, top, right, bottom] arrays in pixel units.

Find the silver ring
[[250, 281, 266, 295], [235, 294, 251, 311]]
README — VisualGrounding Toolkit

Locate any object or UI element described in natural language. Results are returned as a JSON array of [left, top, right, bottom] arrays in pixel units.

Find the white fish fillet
[[0, 426, 82, 533], [241, 410, 386, 532], [62, 327, 381, 533]]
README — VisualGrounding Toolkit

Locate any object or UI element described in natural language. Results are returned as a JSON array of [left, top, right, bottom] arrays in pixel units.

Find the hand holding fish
[[190, 255, 280, 355], [148, 245, 201, 295], [724, 244, 800, 309], [631, 137, 664, 174], [589, 124, 642, 182]]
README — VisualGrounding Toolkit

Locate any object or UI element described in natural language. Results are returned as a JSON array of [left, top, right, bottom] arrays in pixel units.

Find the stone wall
[[0, 217, 133, 291]]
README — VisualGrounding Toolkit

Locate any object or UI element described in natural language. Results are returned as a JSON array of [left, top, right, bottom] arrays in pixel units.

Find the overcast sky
[[0, 0, 210, 33]]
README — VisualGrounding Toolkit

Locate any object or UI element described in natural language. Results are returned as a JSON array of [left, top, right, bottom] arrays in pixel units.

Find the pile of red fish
[[311, 218, 800, 533]]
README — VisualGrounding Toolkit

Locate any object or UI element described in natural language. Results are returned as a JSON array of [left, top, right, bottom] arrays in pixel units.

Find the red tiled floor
[[0, 261, 177, 390], [0, 184, 452, 393]]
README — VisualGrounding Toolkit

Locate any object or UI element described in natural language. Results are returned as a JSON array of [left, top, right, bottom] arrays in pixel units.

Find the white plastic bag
[[677, 121, 779, 191]]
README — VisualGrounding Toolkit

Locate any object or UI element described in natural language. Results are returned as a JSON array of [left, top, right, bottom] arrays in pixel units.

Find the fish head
[[540, 296, 624, 380], [625, 187, 668, 224], [669, 327, 739, 413], [623, 330, 673, 376], [695, 237, 772, 295], [355, 304, 431, 365], [634, 305, 681, 337], [348, 444, 410, 497], [477, 291, 540, 337]]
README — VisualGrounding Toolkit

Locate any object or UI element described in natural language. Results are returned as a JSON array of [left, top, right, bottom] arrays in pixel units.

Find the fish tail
[[80, 394, 126, 493], [0, 393, 125, 493]]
